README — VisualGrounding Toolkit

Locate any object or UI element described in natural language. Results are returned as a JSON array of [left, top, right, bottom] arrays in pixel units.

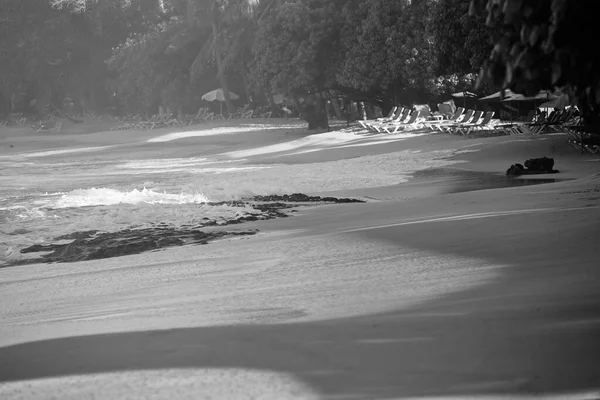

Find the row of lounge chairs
[[565, 119, 600, 154], [0, 113, 28, 128], [358, 106, 582, 137]]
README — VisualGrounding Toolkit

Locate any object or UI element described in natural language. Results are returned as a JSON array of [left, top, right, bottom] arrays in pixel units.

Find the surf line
[[339, 206, 597, 234]]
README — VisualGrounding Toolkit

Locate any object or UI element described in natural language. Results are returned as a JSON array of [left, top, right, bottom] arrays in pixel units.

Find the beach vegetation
[[0, 0, 598, 125]]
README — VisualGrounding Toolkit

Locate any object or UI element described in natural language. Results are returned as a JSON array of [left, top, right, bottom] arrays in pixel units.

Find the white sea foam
[[120, 157, 211, 169], [21, 146, 115, 158], [222, 129, 429, 159], [44, 187, 212, 209], [147, 124, 299, 143]]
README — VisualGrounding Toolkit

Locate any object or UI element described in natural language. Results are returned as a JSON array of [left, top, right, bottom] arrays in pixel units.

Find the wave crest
[[51, 187, 211, 209]]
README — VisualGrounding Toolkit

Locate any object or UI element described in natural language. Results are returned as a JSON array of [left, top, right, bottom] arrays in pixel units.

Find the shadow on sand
[[1, 200, 600, 398]]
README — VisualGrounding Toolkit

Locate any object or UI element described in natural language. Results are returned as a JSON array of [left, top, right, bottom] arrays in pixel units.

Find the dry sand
[[1, 122, 600, 399]]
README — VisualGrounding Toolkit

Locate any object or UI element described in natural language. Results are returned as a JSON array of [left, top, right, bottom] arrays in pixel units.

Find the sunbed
[[422, 107, 465, 130], [438, 110, 482, 133], [428, 109, 474, 132], [359, 106, 399, 129], [380, 110, 426, 134], [455, 111, 496, 135], [367, 108, 410, 132], [362, 107, 403, 130]]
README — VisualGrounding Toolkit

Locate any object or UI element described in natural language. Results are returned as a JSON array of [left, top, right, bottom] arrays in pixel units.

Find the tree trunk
[[240, 64, 251, 102], [300, 93, 328, 130], [330, 97, 343, 120], [212, 18, 233, 116]]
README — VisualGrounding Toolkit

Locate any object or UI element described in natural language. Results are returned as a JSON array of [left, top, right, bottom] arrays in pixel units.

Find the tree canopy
[[472, 0, 600, 123], [1, 0, 598, 123]]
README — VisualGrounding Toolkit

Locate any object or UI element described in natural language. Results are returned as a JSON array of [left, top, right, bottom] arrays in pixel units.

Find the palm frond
[[189, 36, 215, 80], [165, 25, 197, 54]]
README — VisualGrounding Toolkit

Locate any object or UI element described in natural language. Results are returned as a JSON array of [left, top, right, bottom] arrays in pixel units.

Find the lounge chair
[[456, 111, 496, 135], [381, 110, 425, 134], [422, 107, 465, 130], [429, 109, 474, 132], [437, 103, 454, 119], [438, 110, 482, 133], [510, 109, 573, 135], [366, 108, 410, 132], [568, 127, 600, 155], [359, 106, 399, 129]]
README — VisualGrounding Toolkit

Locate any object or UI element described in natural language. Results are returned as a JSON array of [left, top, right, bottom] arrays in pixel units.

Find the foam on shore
[[222, 129, 429, 159], [147, 124, 301, 143]]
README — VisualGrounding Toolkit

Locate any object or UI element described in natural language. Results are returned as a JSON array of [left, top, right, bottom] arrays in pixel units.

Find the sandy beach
[[1, 120, 599, 399]]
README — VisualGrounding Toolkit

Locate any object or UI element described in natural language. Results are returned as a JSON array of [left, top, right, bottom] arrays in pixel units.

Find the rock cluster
[[7, 193, 364, 266], [506, 157, 560, 176], [253, 193, 365, 203], [17, 228, 258, 265]]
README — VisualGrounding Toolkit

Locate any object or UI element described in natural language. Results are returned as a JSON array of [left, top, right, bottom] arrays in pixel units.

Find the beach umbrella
[[201, 88, 239, 115], [501, 90, 560, 117], [502, 90, 559, 102], [201, 88, 240, 102], [479, 89, 519, 102], [538, 93, 570, 110], [451, 91, 477, 98], [451, 92, 477, 108]]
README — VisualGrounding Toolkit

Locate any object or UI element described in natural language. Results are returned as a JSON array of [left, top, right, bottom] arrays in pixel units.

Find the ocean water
[[0, 124, 465, 265]]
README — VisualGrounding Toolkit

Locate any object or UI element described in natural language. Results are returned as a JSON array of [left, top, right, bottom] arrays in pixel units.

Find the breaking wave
[[42, 187, 212, 209]]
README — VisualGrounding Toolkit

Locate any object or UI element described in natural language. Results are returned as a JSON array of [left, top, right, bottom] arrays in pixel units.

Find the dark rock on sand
[[17, 227, 258, 265], [506, 157, 560, 176], [3, 192, 365, 268], [253, 193, 365, 203]]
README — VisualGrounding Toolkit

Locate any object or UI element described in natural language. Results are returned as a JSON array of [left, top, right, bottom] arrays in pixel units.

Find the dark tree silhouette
[[472, 0, 600, 125]]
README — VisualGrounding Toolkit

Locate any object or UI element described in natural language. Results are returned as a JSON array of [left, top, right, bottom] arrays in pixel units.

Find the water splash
[[40, 187, 212, 209]]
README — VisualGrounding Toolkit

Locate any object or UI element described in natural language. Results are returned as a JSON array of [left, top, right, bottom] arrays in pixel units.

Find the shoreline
[[2, 123, 600, 397]]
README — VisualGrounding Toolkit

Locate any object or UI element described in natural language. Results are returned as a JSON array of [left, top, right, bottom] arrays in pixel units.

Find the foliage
[[0, 0, 156, 115], [471, 0, 600, 122], [13, 0, 597, 122], [250, 0, 346, 97], [430, 73, 478, 97], [106, 16, 205, 113], [250, 0, 438, 108], [430, 0, 494, 76]]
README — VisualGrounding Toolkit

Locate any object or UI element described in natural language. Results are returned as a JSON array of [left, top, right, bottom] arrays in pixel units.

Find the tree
[[250, 1, 345, 96], [430, 0, 493, 77], [165, 0, 258, 115], [106, 16, 204, 114], [249, 0, 350, 128], [337, 0, 436, 107], [0, 0, 158, 115], [471, 0, 600, 124]]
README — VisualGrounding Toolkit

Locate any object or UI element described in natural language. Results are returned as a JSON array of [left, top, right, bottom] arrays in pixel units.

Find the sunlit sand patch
[[0, 369, 320, 400]]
